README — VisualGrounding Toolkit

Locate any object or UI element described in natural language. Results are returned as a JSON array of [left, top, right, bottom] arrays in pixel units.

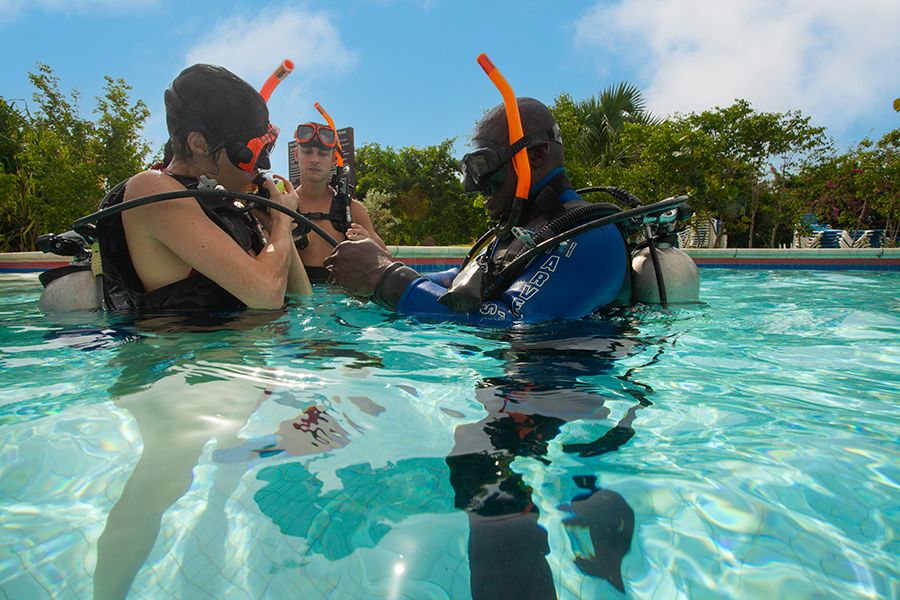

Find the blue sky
[[1, 0, 898, 177]]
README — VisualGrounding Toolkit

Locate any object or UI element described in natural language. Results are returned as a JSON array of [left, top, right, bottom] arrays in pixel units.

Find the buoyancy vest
[[97, 173, 266, 312], [294, 191, 352, 250]]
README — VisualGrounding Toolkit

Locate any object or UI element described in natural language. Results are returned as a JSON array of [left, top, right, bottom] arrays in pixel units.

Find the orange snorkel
[[259, 59, 294, 102], [314, 102, 344, 168], [477, 53, 530, 237], [313, 102, 353, 226], [250, 60, 293, 187]]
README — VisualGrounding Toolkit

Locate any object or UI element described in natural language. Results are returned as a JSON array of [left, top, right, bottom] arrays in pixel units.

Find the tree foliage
[[788, 129, 899, 244], [355, 139, 489, 245], [553, 91, 845, 248], [0, 66, 894, 251], [0, 63, 150, 251]]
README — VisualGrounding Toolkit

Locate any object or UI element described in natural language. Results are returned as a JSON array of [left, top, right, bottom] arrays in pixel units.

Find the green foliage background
[[0, 64, 896, 251]]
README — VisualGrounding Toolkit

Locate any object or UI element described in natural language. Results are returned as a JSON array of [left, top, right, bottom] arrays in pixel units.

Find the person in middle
[[293, 121, 387, 283]]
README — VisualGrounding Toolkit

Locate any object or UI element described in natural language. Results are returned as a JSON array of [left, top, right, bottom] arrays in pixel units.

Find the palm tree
[[573, 82, 659, 168]]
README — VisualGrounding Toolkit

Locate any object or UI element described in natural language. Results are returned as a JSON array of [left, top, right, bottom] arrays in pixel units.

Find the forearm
[[287, 242, 312, 296], [247, 213, 295, 308]]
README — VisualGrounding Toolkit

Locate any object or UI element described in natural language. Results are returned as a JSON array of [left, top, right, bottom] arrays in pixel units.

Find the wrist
[[372, 262, 421, 310]]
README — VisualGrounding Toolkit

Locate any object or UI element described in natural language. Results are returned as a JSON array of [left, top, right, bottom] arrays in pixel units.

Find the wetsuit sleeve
[[423, 268, 459, 287], [393, 224, 628, 325]]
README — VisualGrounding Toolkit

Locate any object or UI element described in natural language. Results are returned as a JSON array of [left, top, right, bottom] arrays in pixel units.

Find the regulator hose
[[72, 188, 339, 247], [483, 195, 689, 299]]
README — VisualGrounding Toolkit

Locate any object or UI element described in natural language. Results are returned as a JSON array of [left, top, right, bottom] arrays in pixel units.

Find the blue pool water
[[0, 270, 897, 599]]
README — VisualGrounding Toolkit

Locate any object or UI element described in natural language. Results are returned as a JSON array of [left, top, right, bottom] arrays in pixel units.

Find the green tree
[[94, 75, 151, 187], [0, 98, 35, 251], [356, 139, 489, 245], [685, 100, 831, 247], [0, 64, 151, 251], [570, 82, 659, 170], [789, 128, 898, 246]]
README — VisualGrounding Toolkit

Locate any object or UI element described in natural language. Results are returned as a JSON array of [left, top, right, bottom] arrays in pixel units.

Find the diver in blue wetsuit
[[323, 98, 631, 324]]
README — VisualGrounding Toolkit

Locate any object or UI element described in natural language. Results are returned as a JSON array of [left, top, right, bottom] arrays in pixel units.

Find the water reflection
[[91, 311, 289, 600], [250, 315, 659, 599], [446, 318, 652, 597]]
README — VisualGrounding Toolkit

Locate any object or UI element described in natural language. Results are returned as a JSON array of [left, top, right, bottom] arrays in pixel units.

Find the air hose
[[72, 188, 339, 247], [483, 195, 689, 299]]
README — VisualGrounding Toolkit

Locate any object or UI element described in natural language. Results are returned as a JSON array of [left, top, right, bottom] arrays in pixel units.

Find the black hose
[[643, 224, 667, 308], [484, 195, 688, 299], [531, 202, 622, 245], [72, 188, 339, 247], [576, 186, 643, 208], [459, 228, 498, 270]]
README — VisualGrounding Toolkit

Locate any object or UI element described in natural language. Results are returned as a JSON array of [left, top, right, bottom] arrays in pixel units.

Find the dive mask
[[231, 123, 279, 172], [460, 135, 532, 195], [294, 122, 337, 148]]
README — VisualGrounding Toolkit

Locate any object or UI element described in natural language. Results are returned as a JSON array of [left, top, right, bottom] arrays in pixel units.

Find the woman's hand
[[262, 176, 299, 214]]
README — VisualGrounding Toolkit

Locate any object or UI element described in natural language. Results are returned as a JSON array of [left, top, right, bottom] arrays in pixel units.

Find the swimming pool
[[1, 269, 897, 599]]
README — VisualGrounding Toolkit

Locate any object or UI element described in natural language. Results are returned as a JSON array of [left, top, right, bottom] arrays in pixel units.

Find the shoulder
[[349, 198, 370, 216], [124, 169, 185, 200]]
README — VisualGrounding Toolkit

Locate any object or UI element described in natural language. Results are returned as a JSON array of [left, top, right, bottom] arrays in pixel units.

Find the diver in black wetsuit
[[447, 322, 645, 598], [292, 121, 387, 283]]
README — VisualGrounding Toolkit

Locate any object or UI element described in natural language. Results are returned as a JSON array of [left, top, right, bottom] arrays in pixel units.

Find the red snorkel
[[258, 59, 294, 102], [477, 53, 530, 238]]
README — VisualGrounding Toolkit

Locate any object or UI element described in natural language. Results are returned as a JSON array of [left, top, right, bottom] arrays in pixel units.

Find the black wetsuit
[[97, 173, 266, 312]]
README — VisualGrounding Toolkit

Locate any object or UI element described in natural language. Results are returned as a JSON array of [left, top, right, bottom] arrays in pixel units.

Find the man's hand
[[322, 238, 394, 297], [345, 223, 370, 241]]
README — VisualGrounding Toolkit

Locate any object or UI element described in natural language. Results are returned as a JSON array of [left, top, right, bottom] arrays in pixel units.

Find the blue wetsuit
[[374, 170, 629, 325]]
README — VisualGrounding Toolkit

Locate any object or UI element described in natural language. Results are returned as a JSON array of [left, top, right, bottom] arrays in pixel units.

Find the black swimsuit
[[97, 173, 266, 312]]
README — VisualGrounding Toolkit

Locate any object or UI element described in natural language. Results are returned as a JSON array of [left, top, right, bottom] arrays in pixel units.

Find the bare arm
[[280, 178, 312, 296], [348, 200, 389, 251], [123, 171, 300, 309]]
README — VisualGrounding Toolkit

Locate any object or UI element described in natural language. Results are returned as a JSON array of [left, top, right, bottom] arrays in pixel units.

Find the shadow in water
[[446, 317, 656, 598], [251, 315, 665, 599]]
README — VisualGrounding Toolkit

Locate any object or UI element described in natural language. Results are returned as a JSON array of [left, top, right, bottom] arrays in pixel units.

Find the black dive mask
[[460, 135, 531, 195]]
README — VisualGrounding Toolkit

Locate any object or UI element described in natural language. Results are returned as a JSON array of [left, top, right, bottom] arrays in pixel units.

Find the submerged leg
[[94, 436, 205, 600], [94, 375, 261, 600], [447, 445, 559, 600], [466, 510, 556, 600]]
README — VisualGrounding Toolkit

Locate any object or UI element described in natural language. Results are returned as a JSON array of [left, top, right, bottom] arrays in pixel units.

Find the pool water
[[0, 270, 897, 599]]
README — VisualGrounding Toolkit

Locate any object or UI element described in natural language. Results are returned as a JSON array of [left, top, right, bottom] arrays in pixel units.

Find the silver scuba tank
[[631, 242, 700, 305], [36, 231, 103, 313], [39, 264, 103, 313]]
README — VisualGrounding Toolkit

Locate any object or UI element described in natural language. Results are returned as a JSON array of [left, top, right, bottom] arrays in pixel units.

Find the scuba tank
[[630, 204, 699, 305], [36, 231, 103, 313]]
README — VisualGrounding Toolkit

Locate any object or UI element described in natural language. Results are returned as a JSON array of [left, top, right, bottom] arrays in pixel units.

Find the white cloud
[[179, 8, 357, 176], [575, 0, 900, 138], [183, 8, 357, 86]]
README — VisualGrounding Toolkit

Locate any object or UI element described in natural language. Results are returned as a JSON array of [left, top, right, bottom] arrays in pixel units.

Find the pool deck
[[1, 247, 898, 274]]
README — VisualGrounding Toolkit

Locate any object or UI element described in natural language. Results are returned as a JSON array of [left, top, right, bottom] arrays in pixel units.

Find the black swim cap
[[165, 64, 269, 146]]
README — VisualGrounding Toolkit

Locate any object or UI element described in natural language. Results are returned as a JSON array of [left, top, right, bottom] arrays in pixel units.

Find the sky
[[1, 0, 898, 177]]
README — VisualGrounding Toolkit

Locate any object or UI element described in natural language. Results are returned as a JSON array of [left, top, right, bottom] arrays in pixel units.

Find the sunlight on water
[[0, 270, 897, 599]]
